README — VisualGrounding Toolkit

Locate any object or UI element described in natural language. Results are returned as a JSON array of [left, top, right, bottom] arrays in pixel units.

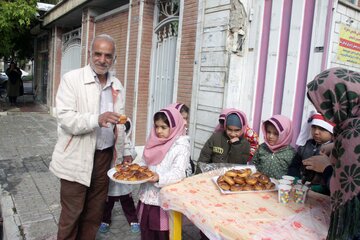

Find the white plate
[[212, 175, 278, 195], [107, 168, 151, 185]]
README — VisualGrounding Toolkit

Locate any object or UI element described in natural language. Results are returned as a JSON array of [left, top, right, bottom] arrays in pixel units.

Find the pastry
[[138, 166, 149, 172], [115, 164, 128, 172], [225, 170, 238, 177], [216, 169, 275, 192], [230, 184, 243, 191], [258, 174, 270, 184], [254, 182, 265, 191], [237, 169, 251, 178], [252, 172, 262, 178], [112, 163, 153, 181], [245, 176, 257, 185], [265, 182, 275, 190], [245, 168, 252, 176], [242, 184, 254, 191], [113, 171, 125, 180], [218, 182, 231, 191], [118, 114, 127, 124], [129, 163, 140, 171], [233, 176, 245, 185], [135, 172, 149, 180], [144, 170, 154, 177], [217, 175, 225, 183], [223, 175, 235, 185]]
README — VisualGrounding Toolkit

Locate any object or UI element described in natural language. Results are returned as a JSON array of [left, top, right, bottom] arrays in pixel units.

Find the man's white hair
[[90, 34, 117, 60]]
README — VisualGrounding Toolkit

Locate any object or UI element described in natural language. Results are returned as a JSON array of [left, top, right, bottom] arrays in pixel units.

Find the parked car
[[0, 72, 8, 89]]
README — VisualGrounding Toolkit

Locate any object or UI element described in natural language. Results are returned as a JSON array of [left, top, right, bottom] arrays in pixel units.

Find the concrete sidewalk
[[0, 112, 198, 240], [0, 94, 49, 114]]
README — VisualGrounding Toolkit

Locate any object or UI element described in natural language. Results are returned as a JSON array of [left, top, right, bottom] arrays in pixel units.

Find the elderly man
[[50, 34, 126, 239]]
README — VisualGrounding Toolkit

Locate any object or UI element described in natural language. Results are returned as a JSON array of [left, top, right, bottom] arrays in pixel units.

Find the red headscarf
[[142, 107, 186, 166], [214, 108, 248, 132], [262, 114, 293, 152], [214, 108, 259, 159]]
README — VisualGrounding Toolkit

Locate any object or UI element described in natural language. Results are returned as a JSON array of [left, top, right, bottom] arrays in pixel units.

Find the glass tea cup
[[278, 184, 292, 203], [293, 184, 309, 204]]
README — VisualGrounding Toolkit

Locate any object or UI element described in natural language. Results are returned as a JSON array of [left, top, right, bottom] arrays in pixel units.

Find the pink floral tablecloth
[[160, 169, 331, 240]]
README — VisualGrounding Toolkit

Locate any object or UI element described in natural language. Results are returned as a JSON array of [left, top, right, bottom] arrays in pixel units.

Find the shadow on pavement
[[0, 94, 48, 113]]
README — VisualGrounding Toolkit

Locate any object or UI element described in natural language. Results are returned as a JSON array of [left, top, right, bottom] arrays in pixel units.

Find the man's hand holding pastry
[[98, 112, 121, 127]]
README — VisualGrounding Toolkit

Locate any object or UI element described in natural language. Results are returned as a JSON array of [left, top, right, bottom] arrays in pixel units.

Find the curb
[[0, 192, 21, 240], [0, 109, 49, 115]]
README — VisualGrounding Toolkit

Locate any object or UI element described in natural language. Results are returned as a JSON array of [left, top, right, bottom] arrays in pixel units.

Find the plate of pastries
[[107, 163, 154, 184], [212, 168, 276, 194]]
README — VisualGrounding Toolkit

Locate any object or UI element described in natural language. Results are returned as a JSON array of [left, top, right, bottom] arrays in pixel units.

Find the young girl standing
[[99, 118, 139, 233], [252, 115, 296, 179], [137, 107, 190, 240]]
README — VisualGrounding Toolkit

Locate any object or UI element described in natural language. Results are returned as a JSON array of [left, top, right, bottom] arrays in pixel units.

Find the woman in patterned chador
[[307, 67, 360, 240]]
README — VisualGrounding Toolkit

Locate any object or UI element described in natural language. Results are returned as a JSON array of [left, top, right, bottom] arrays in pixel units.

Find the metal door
[[61, 28, 81, 77], [150, 0, 179, 114]]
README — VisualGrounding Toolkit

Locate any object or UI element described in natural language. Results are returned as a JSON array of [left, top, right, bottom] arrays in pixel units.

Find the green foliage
[[0, 0, 37, 59]]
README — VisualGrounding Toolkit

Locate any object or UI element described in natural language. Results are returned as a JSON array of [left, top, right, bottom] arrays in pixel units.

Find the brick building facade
[[33, 0, 197, 146], [32, 0, 360, 159]]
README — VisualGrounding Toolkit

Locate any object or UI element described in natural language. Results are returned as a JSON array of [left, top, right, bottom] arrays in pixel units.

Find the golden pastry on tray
[[216, 168, 275, 192], [112, 163, 154, 182]]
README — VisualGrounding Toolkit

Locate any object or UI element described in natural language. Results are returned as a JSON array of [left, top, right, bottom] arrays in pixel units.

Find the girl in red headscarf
[[214, 108, 259, 160], [252, 115, 296, 179], [197, 109, 250, 173], [136, 107, 190, 240]]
